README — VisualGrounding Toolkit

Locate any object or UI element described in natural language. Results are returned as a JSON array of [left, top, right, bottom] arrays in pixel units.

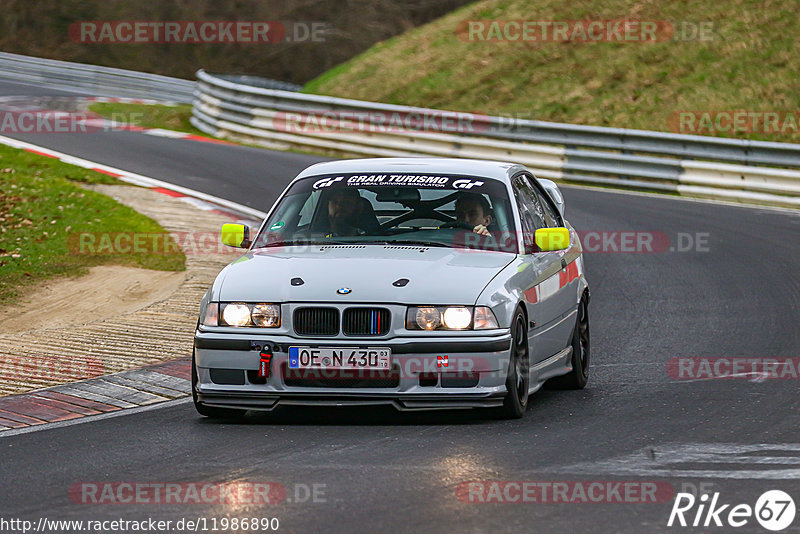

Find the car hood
[[216, 245, 515, 305]]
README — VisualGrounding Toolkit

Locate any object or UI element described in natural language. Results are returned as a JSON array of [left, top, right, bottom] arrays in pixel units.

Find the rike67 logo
[[668, 490, 796, 531]]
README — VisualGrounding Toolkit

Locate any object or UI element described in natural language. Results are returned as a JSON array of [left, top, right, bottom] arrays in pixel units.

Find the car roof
[[293, 157, 526, 184]]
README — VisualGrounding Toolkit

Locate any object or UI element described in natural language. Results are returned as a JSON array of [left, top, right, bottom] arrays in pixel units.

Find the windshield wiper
[[256, 239, 451, 249], [361, 239, 450, 248], [255, 239, 351, 249]]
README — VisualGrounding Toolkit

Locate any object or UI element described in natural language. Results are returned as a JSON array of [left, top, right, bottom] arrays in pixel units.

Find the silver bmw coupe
[[193, 158, 590, 419]]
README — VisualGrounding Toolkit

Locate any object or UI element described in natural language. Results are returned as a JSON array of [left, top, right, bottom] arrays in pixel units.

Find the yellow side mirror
[[535, 227, 570, 252], [221, 223, 250, 248]]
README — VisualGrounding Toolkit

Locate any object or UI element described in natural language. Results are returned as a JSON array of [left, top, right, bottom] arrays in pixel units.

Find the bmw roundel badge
[[337, 287, 352, 295]]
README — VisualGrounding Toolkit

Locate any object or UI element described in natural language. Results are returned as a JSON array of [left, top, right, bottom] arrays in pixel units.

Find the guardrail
[[192, 69, 800, 208], [0, 51, 195, 102]]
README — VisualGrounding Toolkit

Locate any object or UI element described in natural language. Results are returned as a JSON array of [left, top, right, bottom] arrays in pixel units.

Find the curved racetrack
[[1, 80, 799, 533]]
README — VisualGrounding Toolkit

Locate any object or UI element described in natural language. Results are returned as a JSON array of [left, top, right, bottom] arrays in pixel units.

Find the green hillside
[[305, 0, 799, 143]]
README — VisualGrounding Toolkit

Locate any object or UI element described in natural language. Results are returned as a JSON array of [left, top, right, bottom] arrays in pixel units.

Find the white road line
[[560, 183, 800, 215], [555, 443, 800, 480], [0, 133, 268, 219]]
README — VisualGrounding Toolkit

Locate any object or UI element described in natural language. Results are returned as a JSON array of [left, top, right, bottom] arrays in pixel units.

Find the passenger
[[324, 188, 380, 236], [454, 193, 493, 236]]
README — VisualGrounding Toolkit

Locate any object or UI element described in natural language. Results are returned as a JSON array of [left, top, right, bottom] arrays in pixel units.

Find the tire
[[496, 309, 530, 419], [548, 297, 590, 390], [192, 352, 247, 419]]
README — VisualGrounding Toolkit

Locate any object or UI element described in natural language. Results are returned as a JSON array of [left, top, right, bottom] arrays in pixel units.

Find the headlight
[[221, 303, 251, 326], [251, 303, 281, 327], [218, 302, 281, 327], [443, 307, 472, 329], [406, 306, 499, 331], [415, 307, 442, 330]]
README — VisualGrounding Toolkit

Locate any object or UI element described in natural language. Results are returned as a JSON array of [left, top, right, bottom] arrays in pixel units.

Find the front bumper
[[194, 331, 512, 412]]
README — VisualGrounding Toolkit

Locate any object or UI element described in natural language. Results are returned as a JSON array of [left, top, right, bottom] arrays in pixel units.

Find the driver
[[454, 193, 492, 236], [325, 188, 380, 236]]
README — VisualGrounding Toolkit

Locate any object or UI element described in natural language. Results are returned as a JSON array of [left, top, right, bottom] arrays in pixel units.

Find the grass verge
[[0, 144, 185, 306], [304, 0, 800, 144], [88, 102, 206, 135]]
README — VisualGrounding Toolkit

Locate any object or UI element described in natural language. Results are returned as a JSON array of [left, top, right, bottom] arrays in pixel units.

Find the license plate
[[288, 347, 391, 370]]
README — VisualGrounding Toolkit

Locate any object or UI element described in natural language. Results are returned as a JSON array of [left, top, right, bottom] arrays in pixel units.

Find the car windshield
[[252, 173, 519, 252]]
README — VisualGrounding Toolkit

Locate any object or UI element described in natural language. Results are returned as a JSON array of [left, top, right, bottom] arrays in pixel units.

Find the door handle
[[561, 258, 567, 269]]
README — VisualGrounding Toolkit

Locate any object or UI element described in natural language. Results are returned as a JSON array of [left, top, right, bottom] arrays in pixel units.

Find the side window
[[514, 177, 546, 229], [512, 176, 543, 252], [528, 179, 562, 227], [539, 195, 561, 227]]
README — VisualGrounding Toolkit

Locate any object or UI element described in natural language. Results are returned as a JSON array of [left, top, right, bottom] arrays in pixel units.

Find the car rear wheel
[[192, 351, 247, 419], [548, 297, 590, 390], [496, 309, 530, 419]]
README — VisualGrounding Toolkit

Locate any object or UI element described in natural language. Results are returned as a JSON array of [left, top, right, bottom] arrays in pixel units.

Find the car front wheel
[[548, 297, 590, 390], [496, 309, 530, 419]]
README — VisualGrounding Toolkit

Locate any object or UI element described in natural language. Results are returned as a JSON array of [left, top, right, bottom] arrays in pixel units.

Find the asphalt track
[[1, 79, 799, 533]]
